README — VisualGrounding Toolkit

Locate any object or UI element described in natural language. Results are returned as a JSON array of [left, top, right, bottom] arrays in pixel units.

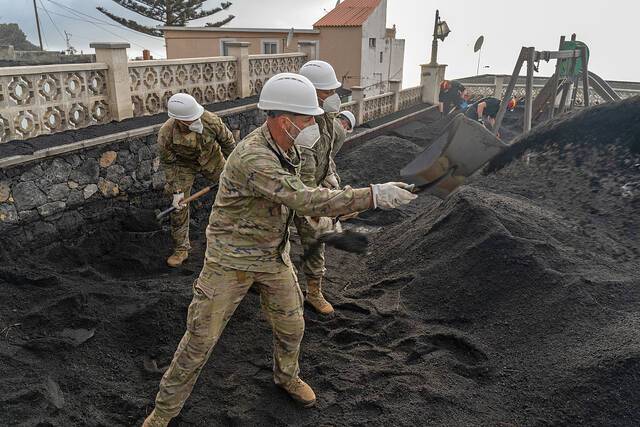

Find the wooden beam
[[494, 47, 527, 135], [524, 47, 535, 132]]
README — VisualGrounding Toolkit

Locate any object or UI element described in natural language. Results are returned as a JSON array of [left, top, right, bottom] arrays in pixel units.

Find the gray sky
[[2, 0, 637, 86]]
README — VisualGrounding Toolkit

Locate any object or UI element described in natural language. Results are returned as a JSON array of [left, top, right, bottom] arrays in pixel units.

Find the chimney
[[143, 49, 151, 60]]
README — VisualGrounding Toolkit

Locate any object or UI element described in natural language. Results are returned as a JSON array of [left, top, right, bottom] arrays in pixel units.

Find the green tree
[[96, 0, 235, 37], [0, 23, 40, 50]]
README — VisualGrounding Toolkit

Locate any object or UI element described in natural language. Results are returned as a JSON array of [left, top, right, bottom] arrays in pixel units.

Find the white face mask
[[285, 118, 320, 148], [321, 93, 341, 113], [188, 118, 203, 134]]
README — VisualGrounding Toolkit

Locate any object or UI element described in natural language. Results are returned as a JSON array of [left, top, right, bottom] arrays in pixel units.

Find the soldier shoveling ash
[[294, 60, 352, 315], [142, 72, 417, 427], [158, 93, 236, 268]]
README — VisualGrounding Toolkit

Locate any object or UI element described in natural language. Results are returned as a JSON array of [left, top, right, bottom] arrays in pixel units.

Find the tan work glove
[[172, 192, 185, 211], [305, 216, 334, 237], [322, 173, 340, 190], [370, 182, 417, 209]]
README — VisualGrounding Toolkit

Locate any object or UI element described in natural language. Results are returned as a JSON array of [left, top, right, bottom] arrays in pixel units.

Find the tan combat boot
[[142, 409, 170, 427], [278, 377, 316, 407], [306, 278, 334, 315], [167, 250, 188, 268]]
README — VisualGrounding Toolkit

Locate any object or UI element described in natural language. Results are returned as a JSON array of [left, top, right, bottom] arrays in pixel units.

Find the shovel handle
[[156, 186, 215, 220]]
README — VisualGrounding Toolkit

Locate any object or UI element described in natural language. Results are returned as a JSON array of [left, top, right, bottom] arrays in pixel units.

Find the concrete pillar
[[420, 63, 447, 105], [297, 41, 318, 61], [90, 42, 132, 121], [389, 79, 402, 112], [226, 42, 251, 99], [494, 75, 505, 98], [0, 45, 16, 60], [351, 86, 365, 126]]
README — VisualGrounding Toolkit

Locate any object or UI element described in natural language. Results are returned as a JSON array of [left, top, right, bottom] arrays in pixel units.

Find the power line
[[45, 0, 161, 42], [38, 0, 65, 46], [43, 0, 163, 57]]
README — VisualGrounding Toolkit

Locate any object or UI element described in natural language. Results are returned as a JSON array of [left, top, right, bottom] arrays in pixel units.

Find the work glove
[[322, 173, 340, 190], [370, 182, 417, 210], [305, 216, 334, 237], [172, 192, 185, 211]]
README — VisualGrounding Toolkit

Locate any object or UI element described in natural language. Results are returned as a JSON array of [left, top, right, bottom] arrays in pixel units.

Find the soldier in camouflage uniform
[[142, 73, 417, 427], [295, 60, 349, 315], [158, 93, 235, 267]]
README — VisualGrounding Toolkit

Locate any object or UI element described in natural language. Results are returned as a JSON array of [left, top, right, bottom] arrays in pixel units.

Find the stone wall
[[0, 107, 265, 245], [0, 45, 95, 66]]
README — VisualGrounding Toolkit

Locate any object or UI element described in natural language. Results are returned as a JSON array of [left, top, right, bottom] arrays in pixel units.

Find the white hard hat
[[338, 110, 356, 129], [167, 93, 204, 121], [257, 73, 324, 116], [299, 60, 341, 90]]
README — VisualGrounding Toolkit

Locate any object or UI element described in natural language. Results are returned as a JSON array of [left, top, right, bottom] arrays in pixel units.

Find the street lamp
[[429, 10, 451, 65]]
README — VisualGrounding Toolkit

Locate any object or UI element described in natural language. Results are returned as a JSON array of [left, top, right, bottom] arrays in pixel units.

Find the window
[[369, 38, 376, 48], [380, 52, 384, 63], [262, 41, 278, 54], [220, 40, 236, 56]]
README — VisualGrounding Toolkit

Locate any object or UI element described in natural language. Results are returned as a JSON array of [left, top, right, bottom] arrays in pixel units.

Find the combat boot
[[142, 409, 170, 427], [167, 250, 188, 267], [278, 377, 316, 407], [305, 278, 334, 315]]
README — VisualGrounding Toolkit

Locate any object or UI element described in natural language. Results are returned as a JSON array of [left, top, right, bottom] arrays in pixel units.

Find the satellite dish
[[474, 36, 484, 53]]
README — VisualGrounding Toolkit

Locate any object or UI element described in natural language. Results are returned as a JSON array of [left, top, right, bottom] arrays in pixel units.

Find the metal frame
[[493, 36, 590, 136]]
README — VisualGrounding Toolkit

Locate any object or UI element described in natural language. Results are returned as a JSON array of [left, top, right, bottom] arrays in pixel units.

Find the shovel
[[155, 186, 216, 221], [401, 114, 508, 199], [121, 186, 217, 233]]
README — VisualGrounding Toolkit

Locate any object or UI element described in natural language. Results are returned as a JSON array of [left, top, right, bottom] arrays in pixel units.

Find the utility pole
[[64, 31, 76, 55], [32, 0, 44, 50]]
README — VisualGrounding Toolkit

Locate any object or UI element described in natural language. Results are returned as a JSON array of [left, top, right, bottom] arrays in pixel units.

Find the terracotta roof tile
[[313, 0, 381, 27]]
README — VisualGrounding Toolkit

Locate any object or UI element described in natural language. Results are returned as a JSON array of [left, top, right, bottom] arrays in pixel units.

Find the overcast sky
[[2, 0, 637, 87]]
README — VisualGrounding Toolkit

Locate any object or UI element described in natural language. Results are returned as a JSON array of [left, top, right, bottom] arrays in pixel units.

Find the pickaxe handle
[[156, 186, 215, 220]]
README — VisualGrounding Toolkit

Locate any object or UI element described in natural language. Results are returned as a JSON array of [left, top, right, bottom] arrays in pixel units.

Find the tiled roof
[[313, 0, 381, 27]]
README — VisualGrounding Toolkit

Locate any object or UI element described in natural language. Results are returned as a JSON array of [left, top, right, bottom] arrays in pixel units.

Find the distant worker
[[142, 73, 417, 426], [439, 79, 470, 115], [465, 96, 518, 129], [158, 93, 235, 268], [295, 60, 348, 315], [330, 110, 356, 164], [337, 110, 356, 134]]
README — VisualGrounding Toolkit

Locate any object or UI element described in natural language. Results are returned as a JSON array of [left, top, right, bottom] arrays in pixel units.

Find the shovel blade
[[401, 114, 508, 199]]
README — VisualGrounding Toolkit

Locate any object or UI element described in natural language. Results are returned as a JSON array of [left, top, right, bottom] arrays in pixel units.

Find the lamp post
[[429, 10, 451, 65]]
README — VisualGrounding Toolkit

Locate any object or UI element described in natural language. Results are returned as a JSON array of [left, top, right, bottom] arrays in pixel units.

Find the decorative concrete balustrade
[[128, 57, 239, 117], [463, 75, 640, 106], [0, 63, 111, 143], [0, 43, 308, 142], [248, 53, 307, 96]]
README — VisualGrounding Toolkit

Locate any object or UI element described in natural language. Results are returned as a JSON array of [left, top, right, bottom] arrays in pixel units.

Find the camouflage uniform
[[158, 111, 235, 252], [293, 112, 347, 280], [151, 124, 372, 419]]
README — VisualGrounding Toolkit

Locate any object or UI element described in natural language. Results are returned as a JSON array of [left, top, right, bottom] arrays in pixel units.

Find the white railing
[[248, 53, 307, 96], [0, 63, 111, 143], [128, 57, 237, 117], [398, 86, 422, 110], [464, 78, 639, 106], [361, 92, 395, 123]]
